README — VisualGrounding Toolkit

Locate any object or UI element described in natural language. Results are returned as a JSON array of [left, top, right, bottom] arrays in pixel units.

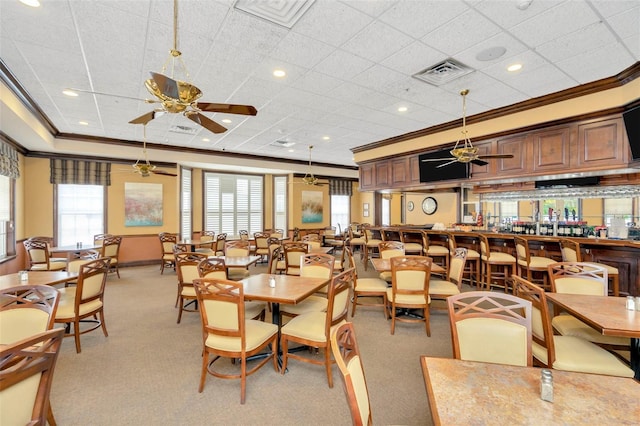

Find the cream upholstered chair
[[268, 245, 283, 275], [193, 277, 278, 404], [54, 257, 111, 353], [280, 268, 354, 388], [348, 225, 366, 261], [253, 232, 270, 262], [447, 291, 533, 367], [214, 233, 227, 256], [332, 239, 347, 273], [175, 252, 209, 324], [195, 230, 216, 255], [225, 240, 252, 281], [425, 231, 449, 276], [513, 236, 555, 290], [478, 233, 516, 292], [93, 233, 110, 246], [448, 233, 481, 288], [24, 238, 67, 271], [548, 262, 629, 351], [386, 256, 432, 336], [101, 235, 122, 278], [283, 242, 309, 276], [0, 328, 64, 426], [271, 229, 285, 239], [400, 229, 426, 255], [347, 247, 389, 319], [159, 232, 178, 274], [362, 225, 383, 271], [65, 249, 101, 287], [429, 247, 467, 303], [279, 253, 334, 321], [239, 229, 249, 241], [559, 238, 620, 296], [331, 322, 373, 426], [0, 285, 61, 426], [197, 257, 266, 322], [512, 275, 633, 377], [377, 241, 405, 283]]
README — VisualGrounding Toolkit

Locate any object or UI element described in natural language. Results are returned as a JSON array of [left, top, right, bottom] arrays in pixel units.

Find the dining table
[[370, 258, 445, 274], [50, 243, 103, 260], [546, 292, 640, 379], [0, 270, 79, 291], [421, 356, 640, 425], [208, 255, 261, 269], [175, 239, 213, 252]]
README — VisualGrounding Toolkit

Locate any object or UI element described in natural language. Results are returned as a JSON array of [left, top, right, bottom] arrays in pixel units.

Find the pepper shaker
[[540, 369, 553, 403], [627, 296, 636, 310], [269, 275, 276, 288]]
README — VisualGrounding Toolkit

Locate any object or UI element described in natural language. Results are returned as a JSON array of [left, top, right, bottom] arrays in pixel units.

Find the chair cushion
[[532, 336, 634, 377], [280, 296, 327, 316], [354, 277, 388, 292], [404, 243, 423, 252], [428, 279, 460, 296], [385, 288, 429, 305], [588, 262, 618, 275], [379, 271, 392, 282], [456, 317, 529, 367], [205, 320, 277, 352], [518, 256, 555, 269], [244, 301, 267, 320], [428, 246, 449, 255], [350, 238, 366, 245], [181, 286, 196, 297], [227, 268, 250, 280], [551, 315, 630, 346], [55, 290, 103, 320], [282, 311, 345, 341], [465, 249, 480, 259], [482, 252, 516, 263]]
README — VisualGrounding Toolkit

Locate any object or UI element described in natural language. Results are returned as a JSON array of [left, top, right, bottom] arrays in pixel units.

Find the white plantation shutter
[[274, 176, 287, 231], [181, 168, 192, 240]]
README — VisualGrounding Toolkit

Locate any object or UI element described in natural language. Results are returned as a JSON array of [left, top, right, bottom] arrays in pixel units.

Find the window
[[381, 197, 390, 226], [273, 176, 287, 232], [604, 198, 633, 226], [56, 184, 105, 246], [330, 195, 349, 234], [499, 201, 518, 222], [541, 199, 579, 222], [181, 167, 192, 240], [204, 172, 263, 238], [0, 175, 15, 259]]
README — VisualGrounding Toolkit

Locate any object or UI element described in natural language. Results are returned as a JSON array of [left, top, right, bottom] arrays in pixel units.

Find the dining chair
[[424, 231, 450, 277], [448, 233, 481, 289], [348, 226, 366, 261], [214, 233, 227, 256], [331, 322, 373, 426], [158, 232, 178, 274], [65, 249, 101, 287], [345, 246, 389, 320], [101, 235, 122, 278], [175, 252, 209, 324], [279, 253, 334, 321], [548, 262, 630, 351], [271, 228, 285, 238], [429, 247, 467, 304], [0, 328, 64, 426], [197, 258, 266, 321], [400, 229, 426, 255], [332, 239, 348, 273], [224, 240, 251, 281], [24, 238, 67, 271], [238, 229, 249, 241], [268, 245, 283, 275], [193, 277, 278, 404], [478, 233, 516, 292], [377, 241, 405, 282], [282, 242, 309, 276], [253, 232, 270, 262], [54, 257, 111, 353], [0, 284, 61, 426], [559, 238, 620, 296], [512, 275, 634, 377], [513, 236, 555, 290], [93, 233, 111, 246], [195, 230, 216, 255], [447, 291, 533, 367], [280, 268, 355, 388], [362, 225, 383, 271], [387, 256, 432, 336]]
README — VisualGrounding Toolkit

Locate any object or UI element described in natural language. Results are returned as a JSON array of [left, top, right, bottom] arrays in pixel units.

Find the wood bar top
[[0, 271, 79, 290], [421, 356, 640, 426]]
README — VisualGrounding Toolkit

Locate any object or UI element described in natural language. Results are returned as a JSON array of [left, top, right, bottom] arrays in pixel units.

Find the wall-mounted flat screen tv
[[623, 105, 640, 160], [419, 149, 469, 183]]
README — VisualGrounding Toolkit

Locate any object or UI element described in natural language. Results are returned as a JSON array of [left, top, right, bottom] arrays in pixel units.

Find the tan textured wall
[[404, 193, 458, 227]]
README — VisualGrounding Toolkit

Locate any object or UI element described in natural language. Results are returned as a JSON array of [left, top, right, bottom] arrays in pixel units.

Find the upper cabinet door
[[577, 117, 628, 169], [532, 126, 572, 173]]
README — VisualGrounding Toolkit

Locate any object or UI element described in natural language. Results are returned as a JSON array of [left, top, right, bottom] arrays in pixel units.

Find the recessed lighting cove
[[221, 119, 232, 124], [78, 121, 88, 125], [20, 0, 40, 7]]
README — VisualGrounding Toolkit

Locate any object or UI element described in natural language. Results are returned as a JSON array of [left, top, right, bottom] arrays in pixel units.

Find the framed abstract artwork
[[124, 182, 163, 226]]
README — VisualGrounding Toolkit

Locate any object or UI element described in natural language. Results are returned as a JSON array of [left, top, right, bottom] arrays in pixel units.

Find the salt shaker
[[540, 369, 553, 403], [635, 297, 640, 311], [19, 270, 28, 281], [627, 296, 636, 310], [269, 275, 276, 288]]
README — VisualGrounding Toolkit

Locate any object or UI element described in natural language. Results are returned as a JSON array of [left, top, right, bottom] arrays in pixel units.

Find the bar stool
[[425, 231, 449, 276], [478, 234, 516, 292], [362, 225, 383, 271], [559, 238, 620, 296], [448, 233, 481, 288], [513, 236, 555, 291]]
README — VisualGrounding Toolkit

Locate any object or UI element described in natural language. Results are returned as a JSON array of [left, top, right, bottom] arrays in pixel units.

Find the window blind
[[180, 167, 192, 240], [50, 159, 111, 185], [0, 141, 20, 179], [329, 179, 352, 196]]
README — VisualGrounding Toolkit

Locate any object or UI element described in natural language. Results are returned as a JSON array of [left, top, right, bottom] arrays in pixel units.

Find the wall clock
[[422, 197, 437, 215], [407, 201, 414, 211]]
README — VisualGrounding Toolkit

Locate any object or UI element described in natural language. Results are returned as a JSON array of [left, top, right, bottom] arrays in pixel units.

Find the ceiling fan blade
[[186, 112, 227, 134], [196, 102, 258, 116], [471, 159, 489, 166], [421, 157, 456, 162], [435, 159, 459, 168], [150, 72, 180, 100], [152, 169, 178, 177], [477, 154, 515, 159], [67, 87, 153, 103], [129, 111, 158, 125]]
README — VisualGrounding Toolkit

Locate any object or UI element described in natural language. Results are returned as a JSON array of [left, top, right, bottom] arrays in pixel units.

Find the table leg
[[631, 337, 639, 380]]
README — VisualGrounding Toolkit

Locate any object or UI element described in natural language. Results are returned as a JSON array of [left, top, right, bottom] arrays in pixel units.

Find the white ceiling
[[1, 0, 639, 173]]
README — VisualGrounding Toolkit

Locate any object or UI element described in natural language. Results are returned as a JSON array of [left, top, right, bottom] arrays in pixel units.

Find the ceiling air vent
[[234, 0, 315, 29], [412, 59, 474, 86], [270, 140, 295, 148], [169, 125, 198, 135]]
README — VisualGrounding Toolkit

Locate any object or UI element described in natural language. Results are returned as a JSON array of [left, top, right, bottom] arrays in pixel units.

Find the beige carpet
[[50, 257, 463, 425]]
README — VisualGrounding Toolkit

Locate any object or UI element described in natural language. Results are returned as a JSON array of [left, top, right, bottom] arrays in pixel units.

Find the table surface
[[370, 258, 445, 274], [421, 356, 640, 426], [546, 293, 640, 338], [0, 271, 79, 290], [240, 273, 328, 305], [208, 255, 261, 268], [50, 244, 102, 252]]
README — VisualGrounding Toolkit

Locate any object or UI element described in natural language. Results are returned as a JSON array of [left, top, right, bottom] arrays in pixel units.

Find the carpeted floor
[[50, 256, 465, 425]]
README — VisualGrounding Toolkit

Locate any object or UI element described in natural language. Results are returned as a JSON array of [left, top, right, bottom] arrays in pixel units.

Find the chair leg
[[240, 358, 247, 404], [73, 319, 82, 354], [47, 403, 57, 426], [351, 293, 358, 317], [324, 346, 333, 388], [177, 297, 184, 324], [99, 309, 108, 337], [424, 307, 431, 337], [198, 351, 208, 392], [390, 303, 396, 335], [280, 337, 289, 374]]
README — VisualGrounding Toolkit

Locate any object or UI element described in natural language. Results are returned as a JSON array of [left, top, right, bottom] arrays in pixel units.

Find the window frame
[[54, 184, 107, 246], [180, 166, 193, 240], [0, 174, 16, 261]]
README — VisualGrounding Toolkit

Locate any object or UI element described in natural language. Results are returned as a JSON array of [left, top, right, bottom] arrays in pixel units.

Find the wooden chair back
[[67, 249, 101, 273], [283, 242, 309, 275], [271, 229, 284, 238], [254, 232, 270, 249], [93, 233, 111, 246], [24, 239, 54, 270], [447, 291, 532, 367], [101, 235, 122, 259], [331, 322, 372, 426], [548, 262, 608, 295], [238, 230, 249, 241], [0, 285, 60, 345], [326, 268, 355, 333], [200, 230, 215, 243], [197, 258, 228, 280], [391, 256, 431, 296], [300, 253, 335, 279], [159, 233, 178, 254], [447, 247, 468, 287], [559, 238, 581, 262], [73, 257, 111, 308], [268, 246, 282, 275], [0, 328, 64, 426], [176, 253, 209, 285], [513, 236, 531, 265], [214, 234, 227, 255], [378, 241, 405, 259], [225, 240, 250, 257], [302, 233, 320, 242]]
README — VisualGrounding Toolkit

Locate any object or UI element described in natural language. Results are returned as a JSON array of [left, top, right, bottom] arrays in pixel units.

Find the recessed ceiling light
[[398, 106, 408, 112], [288, 149, 294, 153], [322, 136, 330, 141], [20, 0, 40, 7], [202, 138, 210, 142], [78, 121, 88, 125], [62, 89, 78, 97], [221, 119, 232, 124], [273, 69, 286, 78], [507, 63, 523, 72]]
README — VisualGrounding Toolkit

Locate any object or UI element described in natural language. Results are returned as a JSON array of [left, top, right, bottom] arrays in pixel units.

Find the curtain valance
[[50, 159, 111, 186], [0, 141, 20, 179], [329, 179, 353, 196]]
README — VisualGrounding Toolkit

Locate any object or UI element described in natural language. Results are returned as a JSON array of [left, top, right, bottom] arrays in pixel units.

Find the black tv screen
[[419, 149, 469, 183], [623, 105, 640, 160]]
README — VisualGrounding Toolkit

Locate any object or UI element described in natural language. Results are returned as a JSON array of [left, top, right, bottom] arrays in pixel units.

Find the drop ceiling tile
[[339, 0, 396, 18], [381, 41, 448, 76], [535, 21, 618, 63], [292, 1, 374, 47], [453, 31, 529, 72], [473, 0, 562, 29], [216, 7, 289, 55], [314, 49, 375, 80], [269, 31, 335, 68], [291, 71, 344, 95], [378, 0, 469, 38], [341, 20, 414, 63], [590, 0, 639, 18], [555, 42, 636, 84]]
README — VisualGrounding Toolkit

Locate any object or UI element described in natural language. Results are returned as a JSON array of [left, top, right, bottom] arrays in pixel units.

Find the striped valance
[[0, 141, 20, 179], [329, 179, 352, 196], [50, 159, 111, 186]]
